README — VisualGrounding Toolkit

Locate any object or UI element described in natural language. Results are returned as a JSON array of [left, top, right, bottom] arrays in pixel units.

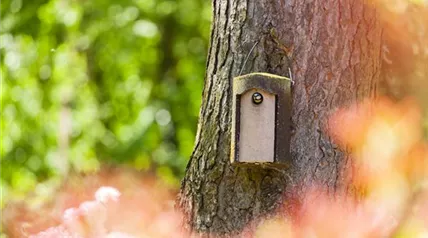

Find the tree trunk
[[178, 0, 382, 235]]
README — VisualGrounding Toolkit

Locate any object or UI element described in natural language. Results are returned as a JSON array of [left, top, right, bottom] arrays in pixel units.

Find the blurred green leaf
[[1, 0, 211, 203]]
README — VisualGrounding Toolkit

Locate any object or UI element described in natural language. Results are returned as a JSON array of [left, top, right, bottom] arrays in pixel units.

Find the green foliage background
[[1, 0, 211, 206]]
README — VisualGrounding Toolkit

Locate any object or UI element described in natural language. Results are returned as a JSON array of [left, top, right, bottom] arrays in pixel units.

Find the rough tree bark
[[179, 0, 382, 235]]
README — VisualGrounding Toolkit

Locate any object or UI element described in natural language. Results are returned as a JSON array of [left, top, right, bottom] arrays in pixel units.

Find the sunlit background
[[1, 1, 211, 235], [1, 0, 211, 202], [2, 0, 428, 237]]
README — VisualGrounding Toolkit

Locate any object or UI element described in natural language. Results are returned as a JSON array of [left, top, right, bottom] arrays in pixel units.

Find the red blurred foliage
[[329, 98, 421, 148], [295, 188, 397, 237], [328, 98, 427, 184], [290, 97, 428, 237], [3, 167, 186, 238]]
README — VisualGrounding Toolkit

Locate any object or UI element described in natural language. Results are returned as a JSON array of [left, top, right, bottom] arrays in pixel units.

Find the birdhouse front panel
[[238, 89, 275, 163]]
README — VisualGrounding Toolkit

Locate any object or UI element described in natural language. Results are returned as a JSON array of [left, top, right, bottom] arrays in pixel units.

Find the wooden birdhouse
[[231, 72, 292, 167]]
